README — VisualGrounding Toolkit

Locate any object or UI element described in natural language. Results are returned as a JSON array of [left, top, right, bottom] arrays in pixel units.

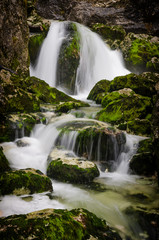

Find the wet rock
[[0, 169, 53, 196], [0, 208, 122, 240], [47, 149, 99, 184], [0, 147, 11, 174]]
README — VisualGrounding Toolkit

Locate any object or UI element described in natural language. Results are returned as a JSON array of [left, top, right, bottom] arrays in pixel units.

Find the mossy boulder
[[47, 150, 99, 184], [0, 147, 11, 174], [0, 208, 121, 240], [120, 33, 159, 73], [130, 139, 155, 176], [57, 22, 80, 95], [91, 23, 126, 49], [0, 169, 53, 196], [87, 79, 111, 103], [96, 88, 152, 136], [109, 72, 159, 98]]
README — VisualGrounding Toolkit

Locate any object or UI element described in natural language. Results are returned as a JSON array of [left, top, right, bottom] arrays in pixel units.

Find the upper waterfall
[[30, 21, 129, 96]]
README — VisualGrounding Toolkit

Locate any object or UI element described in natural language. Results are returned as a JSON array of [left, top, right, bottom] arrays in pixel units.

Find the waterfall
[[30, 21, 129, 96]]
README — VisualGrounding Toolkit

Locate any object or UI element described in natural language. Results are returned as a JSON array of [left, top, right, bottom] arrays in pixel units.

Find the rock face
[[0, 168, 53, 196], [0, 0, 29, 74], [0, 208, 122, 240], [35, 0, 159, 35]]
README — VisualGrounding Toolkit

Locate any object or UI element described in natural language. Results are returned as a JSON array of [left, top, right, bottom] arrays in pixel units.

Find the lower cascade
[[30, 21, 129, 96]]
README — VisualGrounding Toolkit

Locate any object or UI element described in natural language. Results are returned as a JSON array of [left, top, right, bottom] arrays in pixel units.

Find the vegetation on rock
[[0, 168, 53, 196], [0, 208, 121, 240]]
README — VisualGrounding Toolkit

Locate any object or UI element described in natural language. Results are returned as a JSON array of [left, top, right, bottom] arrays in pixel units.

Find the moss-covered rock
[[91, 23, 126, 48], [120, 33, 159, 73], [96, 89, 152, 136], [87, 79, 111, 103], [0, 208, 121, 240], [47, 151, 99, 184], [0, 169, 53, 196], [56, 22, 80, 95], [0, 147, 11, 174], [109, 72, 159, 98], [130, 139, 155, 176], [55, 101, 89, 113]]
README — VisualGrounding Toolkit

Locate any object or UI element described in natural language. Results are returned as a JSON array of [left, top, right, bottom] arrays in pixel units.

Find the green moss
[[91, 23, 126, 43], [109, 72, 159, 97], [55, 101, 89, 113], [47, 159, 99, 184], [96, 89, 152, 126], [29, 34, 46, 64], [120, 33, 159, 72], [0, 208, 121, 240], [0, 169, 53, 196]]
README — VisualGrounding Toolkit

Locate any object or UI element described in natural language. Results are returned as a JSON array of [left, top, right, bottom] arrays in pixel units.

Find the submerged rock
[[47, 149, 99, 184], [0, 208, 122, 240], [55, 101, 89, 113], [0, 169, 53, 196]]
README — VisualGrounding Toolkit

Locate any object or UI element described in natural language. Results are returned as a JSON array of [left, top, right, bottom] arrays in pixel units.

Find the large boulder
[[0, 208, 121, 240], [47, 149, 99, 184], [0, 168, 53, 196]]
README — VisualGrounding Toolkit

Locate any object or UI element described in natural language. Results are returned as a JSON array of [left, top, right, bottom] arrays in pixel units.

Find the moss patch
[[0, 208, 121, 240], [0, 169, 53, 196]]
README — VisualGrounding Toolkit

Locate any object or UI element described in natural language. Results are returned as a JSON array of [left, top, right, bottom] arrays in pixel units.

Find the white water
[[30, 21, 129, 97]]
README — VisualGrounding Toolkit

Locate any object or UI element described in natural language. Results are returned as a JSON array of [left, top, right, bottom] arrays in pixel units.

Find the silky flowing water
[[1, 21, 159, 240]]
